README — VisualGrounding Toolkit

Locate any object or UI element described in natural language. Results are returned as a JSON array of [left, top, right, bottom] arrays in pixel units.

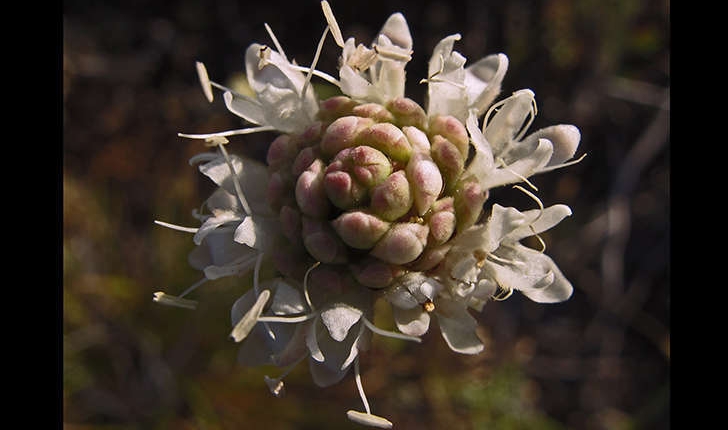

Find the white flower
[[444, 203, 574, 304], [154, 2, 583, 427]]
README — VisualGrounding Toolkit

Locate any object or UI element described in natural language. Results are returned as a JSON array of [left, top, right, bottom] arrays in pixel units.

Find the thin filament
[[153, 220, 199, 234], [264, 23, 288, 61], [217, 142, 253, 215], [303, 261, 321, 312], [300, 26, 330, 102], [177, 125, 275, 140], [362, 318, 422, 343], [178, 277, 208, 299], [354, 358, 371, 414]]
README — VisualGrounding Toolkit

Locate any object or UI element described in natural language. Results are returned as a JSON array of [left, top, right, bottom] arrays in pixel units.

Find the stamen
[[483, 97, 508, 132], [258, 45, 271, 69], [152, 292, 198, 310], [153, 220, 199, 234], [196, 61, 214, 103], [251, 253, 277, 341], [290, 65, 341, 87], [491, 285, 513, 301], [257, 313, 317, 323], [345, 358, 394, 429], [362, 317, 422, 343], [264, 353, 308, 398], [320, 1, 345, 48], [423, 300, 435, 313], [496, 158, 539, 191], [177, 125, 276, 140], [486, 252, 526, 267], [215, 140, 253, 216], [230, 289, 271, 342], [264, 375, 285, 398], [303, 261, 321, 312], [536, 153, 588, 174], [300, 26, 330, 103], [264, 23, 288, 62], [514, 95, 538, 141], [354, 358, 371, 414], [177, 277, 208, 299]]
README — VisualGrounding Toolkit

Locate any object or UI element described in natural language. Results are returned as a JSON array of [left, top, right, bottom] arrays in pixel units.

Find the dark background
[[63, 0, 669, 428]]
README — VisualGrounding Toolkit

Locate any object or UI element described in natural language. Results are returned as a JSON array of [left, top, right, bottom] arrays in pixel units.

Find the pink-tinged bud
[[266, 134, 296, 170], [291, 121, 323, 147], [352, 103, 395, 123], [279, 205, 302, 243], [430, 135, 465, 193], [334, 146, 393, 188], [402, 126, 431, 153], [291, 146, 318, 177], [358, 122, 412, 163], [429, 115, 470, 158], [406, 243, 452, 271], [454, 180, 489, 232], [387, 97, 427, 129], [301, 217, 348, 263], [323, 170, 365, 209], [369, 170, 413, 221], [406, 152, 443, 216], [428, 197, 456, 245], [332, 210, 391, 250], [320, 116, 374, 158], [370, 222, 429, 265], [317, 96, 359, 123], [350, 258, 403, 289], [295, 159, 331, 218], [324, 146, 392, 209]]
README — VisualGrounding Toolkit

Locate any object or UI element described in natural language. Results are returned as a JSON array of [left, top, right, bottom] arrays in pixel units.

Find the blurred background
[[62, 0, 669, 428]]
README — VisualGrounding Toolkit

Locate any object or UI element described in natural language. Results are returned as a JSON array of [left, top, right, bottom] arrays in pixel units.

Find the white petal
[[202, 252, 259, 280], [193, 211, 241, 245], [522, 124, 581, 167], [480, 138, 553, 189], [233, 215, 278, 251], [485, 245, 573, 303], [377, 13, 412, 51], [320, 304, 364, 342], [426, 34, 467, 120], [393, 306, 431, 336], [484, 204, 528, 252], [309, 356, 350, 387], [464, 53, 508, 115], [223, 91, 266, 125], [435, 299, 484, 354], [510, 204, 572, 241], [462, 109, 494, 182], [306, 318, 325, 362], [484, 89, 536, 155]]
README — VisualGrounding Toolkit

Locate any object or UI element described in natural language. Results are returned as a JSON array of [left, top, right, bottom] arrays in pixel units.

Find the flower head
[[154, 2, 583, 427]]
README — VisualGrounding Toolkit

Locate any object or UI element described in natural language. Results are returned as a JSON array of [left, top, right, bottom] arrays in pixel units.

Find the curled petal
[[393, 306, 431, 337], [435, 298, 484, 354], [465, 53, 509, 116]]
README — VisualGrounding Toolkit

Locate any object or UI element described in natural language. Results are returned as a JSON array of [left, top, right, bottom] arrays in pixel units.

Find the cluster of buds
[[154, 2, 583, 428]]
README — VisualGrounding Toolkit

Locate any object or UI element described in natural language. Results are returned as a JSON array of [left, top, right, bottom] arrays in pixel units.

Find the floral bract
[[154, 2, 583, 427]]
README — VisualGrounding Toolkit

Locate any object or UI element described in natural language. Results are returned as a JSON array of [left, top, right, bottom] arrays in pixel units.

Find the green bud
[[358, 122, 412, 163], [369, 170, 413, 222], [387, 97, 428, 129], [430, 135, 465, 194], [320, 116, 374, 159], [332, 210, 391, 249], [428, 115, 470, 159], [370, 222, 429, 265]]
